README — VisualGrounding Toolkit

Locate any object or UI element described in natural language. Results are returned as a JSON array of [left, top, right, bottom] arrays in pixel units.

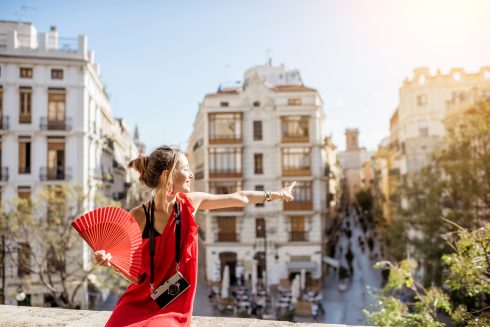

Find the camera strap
[[149, 197, 181, 293]]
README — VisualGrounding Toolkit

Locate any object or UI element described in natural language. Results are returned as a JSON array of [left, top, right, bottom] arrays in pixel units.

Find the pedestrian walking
[[311, 301, 319, 321], [345, 246, 355, 275]]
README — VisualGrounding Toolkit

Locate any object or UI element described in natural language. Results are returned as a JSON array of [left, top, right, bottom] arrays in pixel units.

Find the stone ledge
[[0, 305, 366, 326]]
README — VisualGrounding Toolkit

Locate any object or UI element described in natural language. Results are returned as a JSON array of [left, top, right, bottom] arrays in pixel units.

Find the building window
[[281, 116, 309, 142], [282, 147, 311, 176], [283, 181, 313, 210], [19, 87, 32, 124], [209, 147, 242, 177], [220, 101, 229, 107], [194, 163, 204, 180], [256, 218, 265, 238], [209, 181, 241, 194], [47, 141, 65, 180], [451, 91, 466, 103], [192, 138, 203, 152], [17, 242, 32, 277], [290, 216, 306, 241], [18, 139, 31, 174], [47, 89, 66, 129], [253, 101, 261, 107], [255, 185, 264, 207], [20, 67, 33, 79], [51, 69, 63, 80], [217, 217, 237, 242], [253, 121, 262, 141], [419, 128, 429, 137], [208, 113, 242, 143], [417, 94, 427, 106], [254, 153, 263, 174], [288, 98, 302, 105]]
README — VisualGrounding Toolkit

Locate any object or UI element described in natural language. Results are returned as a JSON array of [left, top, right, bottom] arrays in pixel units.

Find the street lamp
[[0, 235, 5, 304], [256, 223, 276, 293]]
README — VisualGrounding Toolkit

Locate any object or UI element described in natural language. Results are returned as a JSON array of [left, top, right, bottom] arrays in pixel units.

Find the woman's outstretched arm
[[187, 181, 296, 211]]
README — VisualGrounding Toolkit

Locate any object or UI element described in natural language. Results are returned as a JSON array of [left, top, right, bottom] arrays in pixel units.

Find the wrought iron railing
[[39, 166, 72, 181], [0, 116, 9, 130], [39, 117, 72, 131], [0, 167, 9, 182]]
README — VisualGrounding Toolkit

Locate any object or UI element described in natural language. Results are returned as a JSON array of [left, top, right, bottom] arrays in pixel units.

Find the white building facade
[[0, 21, 143, 307], [188, 64, 332, 290]]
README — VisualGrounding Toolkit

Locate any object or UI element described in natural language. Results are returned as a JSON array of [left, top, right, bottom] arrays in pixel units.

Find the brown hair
[[128, 146, 182, 189]]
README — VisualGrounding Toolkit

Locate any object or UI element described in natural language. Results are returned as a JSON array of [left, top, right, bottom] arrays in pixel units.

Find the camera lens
[[168, 283, 180, 295]]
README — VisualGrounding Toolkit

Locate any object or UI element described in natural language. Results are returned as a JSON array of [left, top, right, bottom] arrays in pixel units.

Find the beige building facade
[[187, 63, 336, 290], [373, 67, 490, 223], [394, 66, 490, 175]]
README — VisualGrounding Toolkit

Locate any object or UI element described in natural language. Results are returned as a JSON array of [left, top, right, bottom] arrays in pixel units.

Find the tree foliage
[[365, 224, 490, 326], [356, 189, 373, 213], [0, 183, 121, 308], [388, 97, 490, 286]]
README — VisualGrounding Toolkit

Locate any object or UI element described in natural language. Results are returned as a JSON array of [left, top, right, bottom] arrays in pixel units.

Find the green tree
[[390, 96, 490, 286], [365, 223, 490, 326], [0, 184, 123, 309], [356, 189, 373, 213]]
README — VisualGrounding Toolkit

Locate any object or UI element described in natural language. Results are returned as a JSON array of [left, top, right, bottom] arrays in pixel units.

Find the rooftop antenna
[[265, 49, 274, 66]]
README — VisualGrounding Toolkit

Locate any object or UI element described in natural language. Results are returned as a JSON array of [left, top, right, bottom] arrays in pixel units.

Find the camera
[[150, 271, 190, 308]]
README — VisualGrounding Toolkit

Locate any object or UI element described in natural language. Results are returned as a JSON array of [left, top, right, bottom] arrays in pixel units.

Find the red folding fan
[[71, 207, 143, 284]]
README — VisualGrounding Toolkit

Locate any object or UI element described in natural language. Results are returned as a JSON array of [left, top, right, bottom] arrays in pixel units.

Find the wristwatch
[[265, 191, 273, 202]]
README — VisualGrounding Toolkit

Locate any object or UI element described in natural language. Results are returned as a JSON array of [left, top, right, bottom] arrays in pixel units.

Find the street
[[321, 210, 383, 325]]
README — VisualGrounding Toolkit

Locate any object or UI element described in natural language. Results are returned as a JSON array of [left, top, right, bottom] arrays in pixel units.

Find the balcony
[[281, 116, 310, 143], [39, 117, 72, 131], [282, 167, 311, 177], [113, 160, 125, 171], [0, 167, 9, 181], [209, 170, 242, 178], [0, 116, 9, 130], [282, 135, 310, 143], [39, 166, 72, 181], [18, 166, 31, 174], [212, 206, 243, 212], [208, 113, 242, 144], [19, 114, 31, 124], [92, 168, 103, 180], [217, 232, 238, 242], [209, 135, 242, 145], [284, 201, 313, 211], [290, 231, 308, 242]]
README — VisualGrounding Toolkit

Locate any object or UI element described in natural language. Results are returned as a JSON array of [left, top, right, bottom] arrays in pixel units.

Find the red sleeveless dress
[[105, 193, 198, 327]]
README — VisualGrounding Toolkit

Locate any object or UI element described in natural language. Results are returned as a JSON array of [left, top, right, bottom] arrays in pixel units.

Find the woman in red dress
[[95, 146, 295, 327]]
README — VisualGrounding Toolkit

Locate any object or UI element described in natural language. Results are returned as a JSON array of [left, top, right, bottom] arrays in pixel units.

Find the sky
[[1, 0, 489, 152]]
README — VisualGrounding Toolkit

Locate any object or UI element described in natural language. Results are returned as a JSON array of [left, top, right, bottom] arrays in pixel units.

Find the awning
[[322, 256, 340, 268], [286, 261, 317, 272]]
